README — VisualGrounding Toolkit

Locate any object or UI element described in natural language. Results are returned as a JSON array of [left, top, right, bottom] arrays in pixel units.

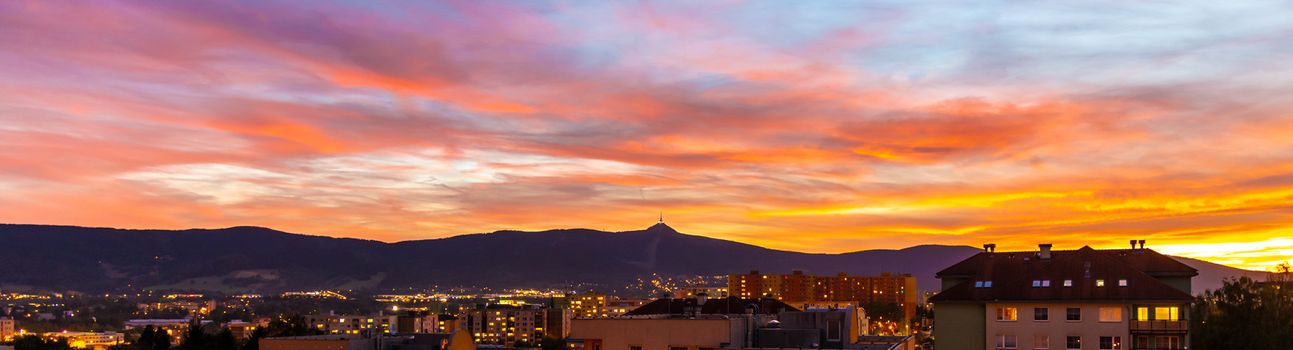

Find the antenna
[[658, 211, 664, 224]]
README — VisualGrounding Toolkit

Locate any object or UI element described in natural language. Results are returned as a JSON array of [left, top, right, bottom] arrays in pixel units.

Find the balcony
[[1130, 320, 1187, 333]]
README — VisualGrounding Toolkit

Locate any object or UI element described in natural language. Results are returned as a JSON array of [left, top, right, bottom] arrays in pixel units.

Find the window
[[1154, 336, 1180, 350], [1118, 279, 1128, 287], [997, 307, 1018, 321], [985, 281, 994, 287], [1066, 336, 1081, 350], [827, 319, 841, 340], [631, 346, 642, 350], [1034, 335, 1049, 349], [996, 335, 1018, 349], [1066, 308, 1081, 321], [1136, 307, 1149, 321], [976, 281, 985, 288], [1096, 279, 1105, 287], [1034, 307, 1049, 321], [1032, 280, 1041, 287], [1099, 336, 1122, 350], [670, 347, 687, 350], [1154, 307, 1179, 321], [1063, 280, 1073, 287], [1098, 307, 1122, 322], [1042, 280, 1051, 287]]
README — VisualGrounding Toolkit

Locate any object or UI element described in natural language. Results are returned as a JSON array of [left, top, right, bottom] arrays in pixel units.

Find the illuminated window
[[1136, 307, 1149, 321], [1153, 307, 1179, 321], [1118, 279, 1128, 287], [1096, 280, 1105, 287], [1098, 307, 1121, 322], [1063, 280, 1072, 287], [997, 307, 1018, 321]]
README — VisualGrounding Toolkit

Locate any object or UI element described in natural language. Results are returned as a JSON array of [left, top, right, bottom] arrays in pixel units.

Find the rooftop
[[623, 296, 798, 316], [931, 246, 1196, 302]]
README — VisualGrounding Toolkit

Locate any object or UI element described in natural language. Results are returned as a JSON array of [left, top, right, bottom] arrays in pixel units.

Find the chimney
[[983, 243, 996, 253], [1039, 244, 1053, 259], [1130, 240, 1137, 250], [1138, 240, 1146, 249]]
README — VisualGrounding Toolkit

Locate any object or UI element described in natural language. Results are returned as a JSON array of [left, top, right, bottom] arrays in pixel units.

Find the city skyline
[[4, 1, 1293, 271]]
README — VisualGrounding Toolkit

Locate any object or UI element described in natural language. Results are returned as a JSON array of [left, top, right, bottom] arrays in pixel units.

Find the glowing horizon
[[2, 1, 1292, 272]]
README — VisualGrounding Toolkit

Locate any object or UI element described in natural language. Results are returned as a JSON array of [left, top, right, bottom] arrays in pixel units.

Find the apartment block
[[728, 271, 918, 321], [462, 304, 568, 346], [931, 243, 1195, 350]]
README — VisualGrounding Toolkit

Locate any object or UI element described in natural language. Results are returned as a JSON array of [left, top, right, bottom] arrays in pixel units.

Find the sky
[[2, 1, 1292, 271]]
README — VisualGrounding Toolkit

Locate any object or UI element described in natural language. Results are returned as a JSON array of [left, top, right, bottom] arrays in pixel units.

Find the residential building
[[570, 293, 608, 319], [544, 307, 573, 339], [462, 303, 567, 346], [223, 320, 268, 340], [433, 314, 462, 333], [572, 317, 743, 350], [41, 331, 124, 350], [305, 314, 399, 335], [395, 311, 444, 334], [604, 300, 650, 318], [136, 299, 218, 316], [0, 317, 14, 342], [930, 243, 1197, 350], [728, 271, 918, 321], [123, 318, 210, 344], [571, 296, 882, 350], [756, 307, 867, 348]]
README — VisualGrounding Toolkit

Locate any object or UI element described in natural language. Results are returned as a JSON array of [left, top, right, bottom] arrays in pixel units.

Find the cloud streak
[[2, 0, 1293, 270]]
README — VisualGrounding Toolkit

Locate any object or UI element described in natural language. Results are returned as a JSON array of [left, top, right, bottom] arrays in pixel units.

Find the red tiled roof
[[930, 246, 1195, 302]]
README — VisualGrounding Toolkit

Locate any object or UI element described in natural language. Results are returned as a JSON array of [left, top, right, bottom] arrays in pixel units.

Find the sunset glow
[[3, 1, 1293, 271]]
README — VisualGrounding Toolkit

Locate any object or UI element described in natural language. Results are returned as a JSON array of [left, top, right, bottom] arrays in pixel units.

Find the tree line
[[1190, 262, 1292, 349], [4, 315, 322, 350]]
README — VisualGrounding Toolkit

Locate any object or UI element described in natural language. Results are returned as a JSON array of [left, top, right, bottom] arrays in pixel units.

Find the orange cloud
[[2, 0, 1293, 273]]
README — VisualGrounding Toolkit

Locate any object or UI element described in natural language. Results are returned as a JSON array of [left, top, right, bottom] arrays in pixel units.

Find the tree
[[240, 327, 266, 350], [179, 320, 209, 350], [11, 335, 74, 350], [152, 329, 172, 350], [861, 302, 903, 321], [263, 315, 321, 337], [1190, 263, 1293, 349], [136, 326, 157, 350], [214, 329, 236, 350]]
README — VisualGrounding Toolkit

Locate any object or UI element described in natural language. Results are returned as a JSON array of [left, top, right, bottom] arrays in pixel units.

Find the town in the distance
[[0, 223, 1288, 350]]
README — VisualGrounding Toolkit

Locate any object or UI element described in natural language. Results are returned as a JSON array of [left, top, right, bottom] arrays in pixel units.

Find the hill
[[0, 223, 1265, 295]]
